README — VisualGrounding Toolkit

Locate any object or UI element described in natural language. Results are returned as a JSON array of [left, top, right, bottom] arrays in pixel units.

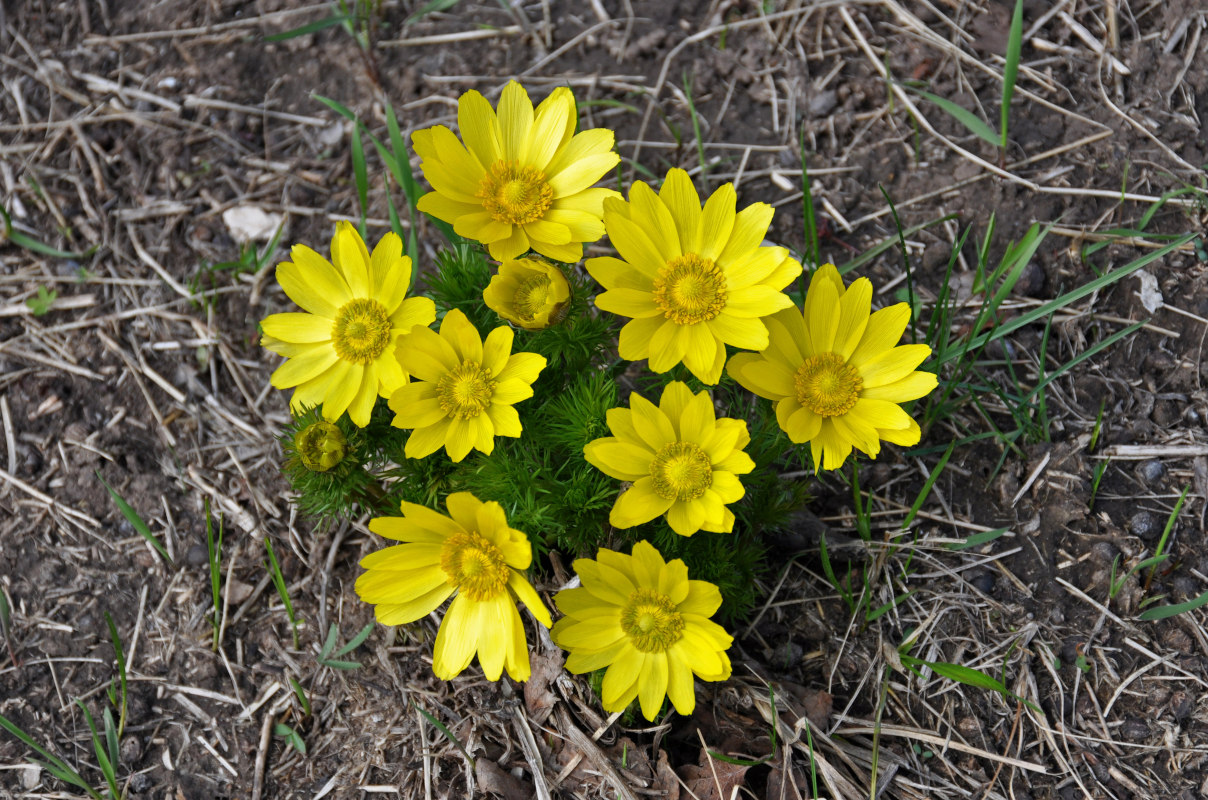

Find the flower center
[[479, 160, 553, 226], [652, 253, 727, 325], [620, 588, 685, 653], [794, 352, 863, 417], [436, 361, 496, 420], [440, 531, 509, 602], [331, 298, 393, 365], [294, 420, 347, 472], [513, 273, 553, 322], [649, 441, 713, 501]]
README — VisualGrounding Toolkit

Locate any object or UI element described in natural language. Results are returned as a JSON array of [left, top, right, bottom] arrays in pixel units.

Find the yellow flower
[[261, 222, 437, 427], [389, 309, 546, 462], [585, 168, 801, 384], [551, 540, 732, 720], [584, 382, 754, 537], [356, 492, 552, 681], [483, 257, 571, 331], [727, 264, 937, 471], [413, 80, 620, 263]]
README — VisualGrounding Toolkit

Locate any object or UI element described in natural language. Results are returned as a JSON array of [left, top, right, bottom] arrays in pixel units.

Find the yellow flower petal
[[332, 221, 371, 298], [861, 370, 938, 403], [584, 439, 655, 481], [526, 86, 574, 169], [858, 344, 932, 388], [849, 303, 911, 367], [433, 593, 477, 679], [347, 361, 379, 427], [639, 652, 669, 720], [404, 418, 451, 459], [457, 89, 503, 166], [617, 316, 666, 361], [630, 393, 676, 449], [695, 182, 736, 259], [658, 168, 701, 253], [373, 583, 455, 626], [486, 403, 522, 438], [270, 346, 337, 389], [596, 288, 662, 318], [834, 276, 872, 359], [261, 312, 332, 343], [610, 477, 674, 528], [278, 247, 349, 317], [497, 80, 534, 163], [717, 201, 773, 266]]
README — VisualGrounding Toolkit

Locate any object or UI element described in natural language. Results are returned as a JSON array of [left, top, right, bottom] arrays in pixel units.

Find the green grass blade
[[901, 654, 1040, 712], [1001, 0, 1024, 152], [405, 0, 461, 24], [334, 622, 375, 658], [264, 13, 349, 42], [798, 125, 819, 270], [835, 214, 957, 276], [947, 527, 1010, 551], [95, 471, 171, 564], [901, 441, 954, 530], [103, 612, 127, 739], [682, 70, 708, 186], [1022, 320, 1145, 407], [0, 713, 100, 797], [414, 703, 474, 766], [2, 205, 97, 259], [264, 536, 299, 648], [1138, 589, 1208, 620], [902, 86, 998, 146], [350, 124, 369, 237], [939, 233, 1197, 366]]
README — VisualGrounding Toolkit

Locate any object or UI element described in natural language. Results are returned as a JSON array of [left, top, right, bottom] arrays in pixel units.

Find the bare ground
[[2, 1, 1208, 799]]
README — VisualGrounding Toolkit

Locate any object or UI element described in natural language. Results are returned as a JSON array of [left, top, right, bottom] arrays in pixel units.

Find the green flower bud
[[295, 420, 347, 472]]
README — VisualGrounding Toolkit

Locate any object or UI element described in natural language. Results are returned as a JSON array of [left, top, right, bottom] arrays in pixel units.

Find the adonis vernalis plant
[[258, 78, 937, 717]]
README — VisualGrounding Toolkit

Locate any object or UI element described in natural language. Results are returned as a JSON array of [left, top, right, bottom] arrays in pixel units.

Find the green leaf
[[96, 470, 171, 564], [405, 0, 461, 25], [1, 205, 97, 259], [901, 86, 998, 146]]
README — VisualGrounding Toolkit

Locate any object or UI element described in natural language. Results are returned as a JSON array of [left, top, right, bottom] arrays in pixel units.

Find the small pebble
[[1120, 717, 1150, 740], [1137, 460, 1166, 484], [129, 772, 153, 793], [120, 735, 143, 763], [20, 766, 40, 791], [185, 543, 209, 567], [1128, 511, 1159, 539], [970, 572, 995, 594]]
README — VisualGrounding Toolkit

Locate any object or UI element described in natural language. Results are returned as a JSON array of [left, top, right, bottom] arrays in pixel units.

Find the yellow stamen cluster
[[650, 441, 713, 501], [652, 253, 727, 325], [439, 531, 509, 602], [794, 352, 863, 417], [437, 362, 496, 419], [620, 587, 686, 653], [479, 161, 554, 226], [331, 298, 393, 365]]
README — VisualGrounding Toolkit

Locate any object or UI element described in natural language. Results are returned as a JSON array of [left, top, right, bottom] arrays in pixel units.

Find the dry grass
[[2, 0, 1208, 798]]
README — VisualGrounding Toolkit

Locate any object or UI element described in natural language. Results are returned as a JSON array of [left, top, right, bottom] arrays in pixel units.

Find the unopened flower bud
[[295, 420, 347, 472]]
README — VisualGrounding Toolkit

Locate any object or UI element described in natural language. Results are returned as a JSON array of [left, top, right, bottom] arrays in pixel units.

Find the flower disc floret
[[551, 541, 732, 720], [413, 80, 620, 263], [795, 352, 863, 417], [440, 531, 508, 601], [260, 221, 437, 427], [650, 442, 712, 501], [389, 309, 546, 462], [652, 253, 727, 325], [586, 168, 801, 384], [620, 588, 686, 653], [584, 381, 754, 537], [726, 263, 939, 471], [331, 298, 393, 364], [437, 361, 496, 419], [479, 161, 554, 225], [483, 258, 572, 331], [355, 492, 552, 682]]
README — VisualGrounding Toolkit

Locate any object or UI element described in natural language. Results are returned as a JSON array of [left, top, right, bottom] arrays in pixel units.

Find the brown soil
[[2, 1, 1208, 799]]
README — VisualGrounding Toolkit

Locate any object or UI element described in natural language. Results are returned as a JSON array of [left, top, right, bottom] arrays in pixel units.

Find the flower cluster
[[260, 80, 938, 720]]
